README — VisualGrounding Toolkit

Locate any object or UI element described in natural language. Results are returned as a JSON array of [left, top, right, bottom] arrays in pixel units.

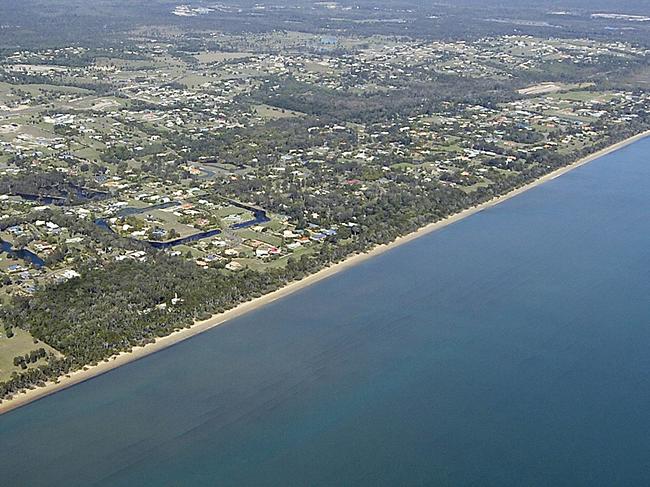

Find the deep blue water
[[2, 139, 650, 486]]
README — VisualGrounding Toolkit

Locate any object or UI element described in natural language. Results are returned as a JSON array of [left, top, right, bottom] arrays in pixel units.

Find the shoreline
[[1, 130, 648, 416]]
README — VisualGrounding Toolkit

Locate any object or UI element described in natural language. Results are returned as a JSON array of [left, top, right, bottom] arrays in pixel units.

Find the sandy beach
[[1, 130, 648, 416]]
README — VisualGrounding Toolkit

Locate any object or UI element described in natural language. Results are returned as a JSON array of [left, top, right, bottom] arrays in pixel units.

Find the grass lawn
[[0, 327, 61, 382], [550, 90, 615, 103], [235, 229, 283, 247], [235, 256, 289, 271], [193, 51, 252, 64], [253, 104, 302, 120]]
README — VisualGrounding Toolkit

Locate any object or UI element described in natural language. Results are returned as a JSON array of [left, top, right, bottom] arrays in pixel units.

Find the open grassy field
[[252, 104, 302, 120], [236, 228, 283, 246], [215, 206, 251, 219], [235, 244, 317, 271], [0, 327, 61, 382], [549, 90, 616, 103], [118, 208, 202, 240], [177, 73, 218, 88], [95, 57, 162, 70], [193, 51, 252, 64]]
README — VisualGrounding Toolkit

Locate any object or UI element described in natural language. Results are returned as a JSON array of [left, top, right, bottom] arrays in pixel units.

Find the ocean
[[1, 138, 650, 486]]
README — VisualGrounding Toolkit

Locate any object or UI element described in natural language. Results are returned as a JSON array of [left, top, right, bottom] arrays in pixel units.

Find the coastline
[[1, 130, 648, 416]]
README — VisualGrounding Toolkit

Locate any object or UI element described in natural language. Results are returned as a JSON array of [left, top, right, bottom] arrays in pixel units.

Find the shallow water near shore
[[1, 138, 650, 486]]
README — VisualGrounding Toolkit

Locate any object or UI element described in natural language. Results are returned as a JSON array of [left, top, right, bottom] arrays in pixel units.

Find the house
[[225, 261, 243, 271], [55, 269, 81, 283], [7, 264, 24, 273]]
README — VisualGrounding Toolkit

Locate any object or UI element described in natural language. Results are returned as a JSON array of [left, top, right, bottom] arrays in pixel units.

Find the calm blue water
[[0, 239, 45, 267], [2, 139, 650, 486]]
